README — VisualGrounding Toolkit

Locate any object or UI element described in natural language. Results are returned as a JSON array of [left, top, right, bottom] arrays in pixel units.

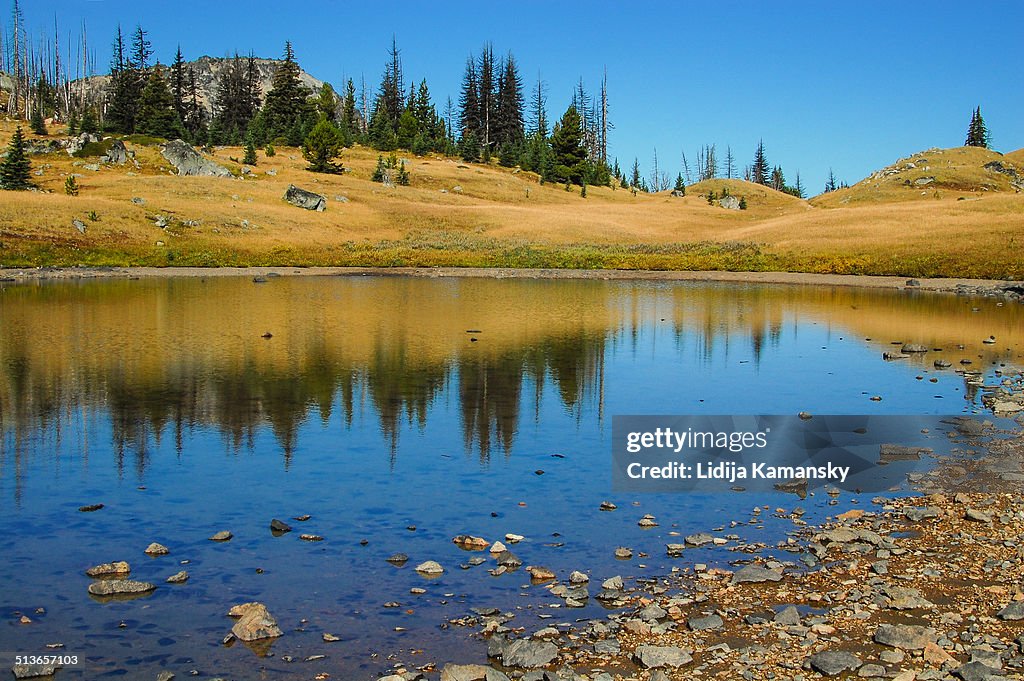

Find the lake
[[0, 274, 1020, 679]]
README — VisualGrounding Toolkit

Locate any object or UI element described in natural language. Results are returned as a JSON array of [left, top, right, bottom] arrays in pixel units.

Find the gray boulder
[[634, 645, 693, 668], [807, 650, 862, 676], [873, 623, 937, 650], [502, 639, 558, 667], [719, 194, 741, 210], [733, 565, 783, 584], [87, 579, 156, 596], [66, 132, 101, 156], [161, 139, 231, 177], [102, 139, 129, 164], [284, 184, 327, 211]]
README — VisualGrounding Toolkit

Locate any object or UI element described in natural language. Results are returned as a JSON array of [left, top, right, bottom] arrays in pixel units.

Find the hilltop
[[0, 122, 1022, 279]]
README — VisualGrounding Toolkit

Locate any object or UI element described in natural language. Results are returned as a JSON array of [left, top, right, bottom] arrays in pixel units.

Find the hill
[[0, 122, 1022, 279]]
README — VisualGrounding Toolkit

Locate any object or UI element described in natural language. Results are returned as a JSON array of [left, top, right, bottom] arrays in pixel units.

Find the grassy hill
[[1, 121, 1022, 278]]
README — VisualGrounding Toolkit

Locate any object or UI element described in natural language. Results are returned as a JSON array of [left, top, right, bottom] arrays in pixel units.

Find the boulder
[[502, 639, 558, 668], [87, 579, 156, 596], [719, 194, 741, 210], [67, 132, 101, 156], [101, 139, 129, 164], [160, 139, 231, 177], [284, 184, 327, 211], [873, 623, 937, 650], [85, 561, 130, 577], [634, 645, 693, 668], [807, 650, 862, 676], [228, 602, 283, 641]]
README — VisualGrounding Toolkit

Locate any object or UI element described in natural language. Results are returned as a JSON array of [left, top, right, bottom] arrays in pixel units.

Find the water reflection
[[1, 276, 1021, 483]]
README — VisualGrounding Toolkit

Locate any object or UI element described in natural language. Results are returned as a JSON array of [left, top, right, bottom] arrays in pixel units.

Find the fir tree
[[214, 54, 261, 144], [965, 106, 990, 148], [243, 136, 257, 165], [262, 42, 310, 141], [137, 65, 185, 139], [751, 140, 770, 185], [64, 175, 80, 196], [460, 130, 481, 162], [494, 53, 524, 150], [673, 173, 686, 193], [340, 78, 361, 143], [824, 169, 838, 193], [377, 36, 405, 132], [170, 46, 187, 123], [316, 83, 337, 122], [302, 117, 344, 173], [371, 155, 388, 182], [770, 166, 785, 192], [396, 160, 410, 186], [80, 107, 98, 134], [459, 57, 480, 144], [0, 127, 33, 190], [368, 99, 398, 150], [396, 108, 418, 150], [550, 105, 587, 185], [106, 25, 142, 133], [31, 99, 47, 136]]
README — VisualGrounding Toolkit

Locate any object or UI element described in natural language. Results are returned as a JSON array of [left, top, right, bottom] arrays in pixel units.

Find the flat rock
[[874, 623, 938, 650], [496, 550, 522, 568], [733, 565, 783, 584], [634, 645, 693, 668], [270, 519, 292, 533], [229, 602, 283, 641], [685, 532, 714, 546], [502, 639, 559, 668], [594, 638, 620, 655], [966, 508, 993, 523], [161, 139, 230, 177], [528, 566, 556, 581], [209, 531, 233, 541], [807, 650, 862, 676], [454, 535, 490, 549], [998, 602, 1024, 620], [687, 614, 724, 631], [601, 575, 624, 591], [284, 184, 327, 211], [901, 343, 928, 353], [953, 661, 1005, 681], [774, 605, 801, 626], [86, 561, 130, 577], [386, 553, 409, 564], [88, 579, 156, 596], [415, 560, 444, 575], [12, 664, 61, 679], [440, 664, 492, 681]]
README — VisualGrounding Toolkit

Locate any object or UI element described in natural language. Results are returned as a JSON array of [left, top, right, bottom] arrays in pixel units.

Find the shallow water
[[0, 275, 1021, 679]]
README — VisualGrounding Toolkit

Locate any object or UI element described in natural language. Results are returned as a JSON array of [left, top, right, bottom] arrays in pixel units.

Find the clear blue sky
[[18, 0, 1024, 195]]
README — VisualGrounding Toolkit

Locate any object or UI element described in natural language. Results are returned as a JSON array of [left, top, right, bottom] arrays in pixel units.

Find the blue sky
[[18, 1, 1024, 194]]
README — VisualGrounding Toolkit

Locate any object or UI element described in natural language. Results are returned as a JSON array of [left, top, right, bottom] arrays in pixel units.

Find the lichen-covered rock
[[284, 184, 327, 211], [160, 139, 231, 177]]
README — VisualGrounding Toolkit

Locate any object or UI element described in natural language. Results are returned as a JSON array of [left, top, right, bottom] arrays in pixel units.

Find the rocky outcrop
[[284, 184, 327, 211], [160, 139, 231, 177]]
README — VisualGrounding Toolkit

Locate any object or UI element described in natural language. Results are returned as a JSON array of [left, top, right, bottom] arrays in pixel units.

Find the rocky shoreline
[[1, 266, 1023, 300]]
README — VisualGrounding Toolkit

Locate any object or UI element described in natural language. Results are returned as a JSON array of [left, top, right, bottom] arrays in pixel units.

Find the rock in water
[[145, 542, 170, 556], [166, 571, 189, 584], [634, 645, 693, 668], [160, 139, 231, 177], [439, 664, 492, 681], [284, 184, 327, 211], [209, 530, 233, 541], [87, 579, 156, 596], [415, 560, 444, 575], [807, 650, 862, 676], [228, 602, 283, 641], [12, 663, 61, 679], [86, 561, 130, 577], [270, 519, 292, 533]]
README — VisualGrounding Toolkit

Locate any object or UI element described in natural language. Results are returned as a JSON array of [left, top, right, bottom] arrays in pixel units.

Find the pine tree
[[630, 158, 641, 189], [31, 98, 47, 135], [494, 53, 524, 150], [214, 54, 261, 144], [396, 109, 419, 150], [964, 106, 990, 148], [770, 166, 785, 192], [106, 26, 141, 133], [316, 83, 337, 122], [262, 42, 310, 141], [477, 44, 496, 153], [795, 172, 805, 199], [396, 160, 410, 185], [751, 140, 770, 185], [170, 46, 187, 124], [674, 173, 686, 193], [80, 107, 98, 134], [243, 136, 257, 165], [460, 130, 481, 162], [550, 105, 587, 185], [137, 65, 184, 139], [340, 78, 361, 144], [369, 98, 398, 150], [824, 169, 838, 193], [302, 117, 344, 173], [0, 127, 33, 190], [378, 36, 405, 132], [459, 57, 480, 144]]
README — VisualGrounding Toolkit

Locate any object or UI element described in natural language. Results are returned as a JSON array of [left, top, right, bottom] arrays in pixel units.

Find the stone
[[901, 343, 928, 353], [322, 632, 340, 642], [614, 547, 633, 559], [997, 602, 1024, 620], [102, 139, 129, 164], [270, 519, 292, 533], [496, 551, 522, 568], [601, 575, 623, 590], [874, 623, 937, 650], [72, 218, 86, 234], [161, 139, 231, 177], [671, 190, 685, 198], [634, 645, 693, 668], [87, 579, 156, 596], [687, 614, 724, 631], [965, 508, 992, 523], [156, 672, 175, 681], [924, 642, 956, 666], [154, 215, 170, 228], [415, 560, 444, 575], [569, 570, 589, 584], [719, 194, 741, 210], [12, 664, 61, 679], [166, 571, 189, 584], [386, 553, 409, 564], [807, 650, 862, 676], [952, 661, 1005, 681], [733, 565, 783, 584], [685, 532, 714, 546], [594, 638, 620, 655], [640, 604, 667, 622], [85, 561, 130, 577], [666, 543, 685, 556], [66, 132, 101, 155], [209, 530, 233, 541], [299, 533, 323, 541], [774, 605, 801, 626], [144, 542, 169, 556], [489, 541, 507, 553], [454, 535, 490, 549], [228, 602, 283, 641], [284, 184, 327, 211], [528, 566, 556, 581], [502, 639, 559, 667], [440, 664, 492, 681], [935, 359, 952, 368], [83, 163, 100, 171]]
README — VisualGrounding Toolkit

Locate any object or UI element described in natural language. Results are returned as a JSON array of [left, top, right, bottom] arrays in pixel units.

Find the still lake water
[[0, 275, 1021, 679]]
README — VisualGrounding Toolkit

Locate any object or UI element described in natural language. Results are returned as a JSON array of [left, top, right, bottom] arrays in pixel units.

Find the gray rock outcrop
[[161, 139, 231, 177], [284, 184, 327, 211]]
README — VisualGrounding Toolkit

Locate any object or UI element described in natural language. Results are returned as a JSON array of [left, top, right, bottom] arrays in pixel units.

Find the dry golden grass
[[1, 120, 1022, 278]]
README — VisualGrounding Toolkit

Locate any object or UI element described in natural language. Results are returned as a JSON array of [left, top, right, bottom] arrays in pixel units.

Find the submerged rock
[[166, 571, 189, 584], [12, 663, 61, 679], [85, 561, 130, 577], [209, 531, 233, 541], [87, 579, 156, 596]]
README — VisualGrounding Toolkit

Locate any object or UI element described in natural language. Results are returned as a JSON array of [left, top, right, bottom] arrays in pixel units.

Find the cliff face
[[66, 56, 329, 116]]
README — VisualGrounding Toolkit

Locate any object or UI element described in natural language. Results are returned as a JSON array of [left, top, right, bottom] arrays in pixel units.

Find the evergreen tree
[[377, 36, 405, 133], [302, 117, 344, 173], [368, 98, 398, 150], [183, 67, 207, 142], [477, 44, 496, 153], [340, 78, 361, 143], [795, 172, 805, 199], [214, 54, 261, 144], [371, 155, 388, 182], [964, 106, 990, 148], [494, 54, 524, 149], [316, 83, 337, 122], [0, 127, 33, 190], [550, 105, 587, 185], [31, 98, 47, 135], [630, 157, 642, 189], [243, 136, 257, 165], [106, 25, 143, 133], [396, 160, 410, 185], [396, 108, 419, 149], [262, 41, 310, 142], [460, 130, 481, 162], [770, 166, 785, 192], [137, 65, 185, 139], [170, 46, 187, 124], [824, 168, 838, 193], [751, 140, 770, 185], [459, 57, 480, 144], [80, 107, 98, 134], [673, 173, 686, 193]]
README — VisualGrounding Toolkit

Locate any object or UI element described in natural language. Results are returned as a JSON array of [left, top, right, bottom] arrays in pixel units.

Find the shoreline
[[2, 265, 1022, 294]]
